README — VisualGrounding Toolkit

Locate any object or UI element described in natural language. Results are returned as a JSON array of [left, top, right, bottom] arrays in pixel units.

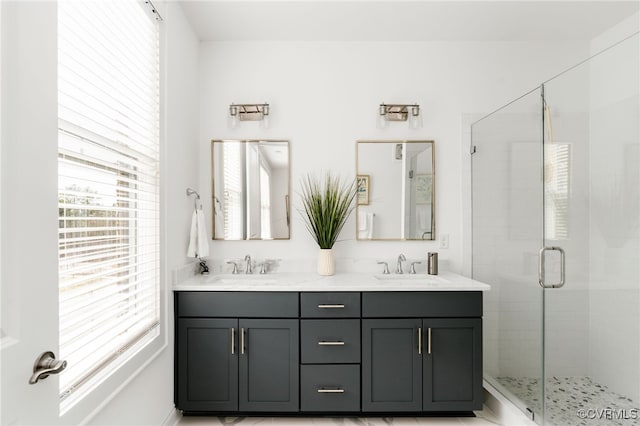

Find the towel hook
[[186, 187, 201, 210]]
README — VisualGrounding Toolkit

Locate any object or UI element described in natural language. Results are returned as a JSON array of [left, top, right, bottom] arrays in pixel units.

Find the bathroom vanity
[[173, 272, 489, 415]]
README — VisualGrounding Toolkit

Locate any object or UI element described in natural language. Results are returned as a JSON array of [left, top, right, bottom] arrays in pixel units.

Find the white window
[[58, 0, 160, 404], [545, 143, 571, 240], [222, 142, 244, 239], [259, 164, 272, 239]]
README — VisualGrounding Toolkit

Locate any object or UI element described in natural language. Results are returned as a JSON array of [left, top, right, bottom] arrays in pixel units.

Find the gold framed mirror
[[356, 140, 435, 240], [211, 139, 290, 240]]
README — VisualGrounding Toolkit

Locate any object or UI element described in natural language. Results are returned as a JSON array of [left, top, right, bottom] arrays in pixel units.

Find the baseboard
[[483, 380, 537, 426]]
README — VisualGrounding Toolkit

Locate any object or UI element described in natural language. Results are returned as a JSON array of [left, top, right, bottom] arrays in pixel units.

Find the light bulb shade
[[260, 113, 270, 129], [377, 111, 388, 129], [409, 105, 422, 128], [228, 112, 238, 128]]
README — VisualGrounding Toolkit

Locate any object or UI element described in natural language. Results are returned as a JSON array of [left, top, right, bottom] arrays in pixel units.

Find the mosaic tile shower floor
[[497, 376, 640, 426]]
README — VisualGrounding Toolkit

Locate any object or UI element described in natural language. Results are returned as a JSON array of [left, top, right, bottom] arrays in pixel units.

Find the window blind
[[223, 142, 244, 239], [545, 143, 570, 240], [58, 0, 160, 400]]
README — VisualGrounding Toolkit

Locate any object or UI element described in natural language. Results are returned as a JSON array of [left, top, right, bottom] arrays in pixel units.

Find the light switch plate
[[440, 233, 449, 249]]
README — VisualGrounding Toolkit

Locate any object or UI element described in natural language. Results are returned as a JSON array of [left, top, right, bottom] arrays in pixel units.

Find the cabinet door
[[176, 318, 238, 412], [362, 319, 422, 411], [423, 318, 483, 411], [239, 319, 299, 411]]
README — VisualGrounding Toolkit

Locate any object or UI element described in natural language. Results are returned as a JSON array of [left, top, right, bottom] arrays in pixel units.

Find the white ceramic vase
[[317, 248, 335, 276]]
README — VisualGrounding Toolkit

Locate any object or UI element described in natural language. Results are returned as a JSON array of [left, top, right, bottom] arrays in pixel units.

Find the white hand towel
[[365, 213, 374, 239], [187, 208, 210, 258], [358, 211, 368, 231], [196, 209, 210, 257], [358, 212, 374, 239], [187, 210, 198, 258]]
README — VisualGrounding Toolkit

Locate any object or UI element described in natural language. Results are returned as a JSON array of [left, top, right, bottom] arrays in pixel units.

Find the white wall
[[80, 2, 200, 425], [199, 40, 589, 273]]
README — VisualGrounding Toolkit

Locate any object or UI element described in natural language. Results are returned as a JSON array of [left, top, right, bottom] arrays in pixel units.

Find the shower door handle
[[538, 246, 565, 288]]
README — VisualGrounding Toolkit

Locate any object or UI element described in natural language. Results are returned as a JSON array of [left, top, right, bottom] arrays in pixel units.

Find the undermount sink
[[208, 275, 277, 285], [373, 274, 448, 285]]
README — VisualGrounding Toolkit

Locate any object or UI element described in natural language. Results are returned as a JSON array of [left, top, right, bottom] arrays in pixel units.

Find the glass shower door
[[471, 87, 545, 423], [541, 33, 640, 426]]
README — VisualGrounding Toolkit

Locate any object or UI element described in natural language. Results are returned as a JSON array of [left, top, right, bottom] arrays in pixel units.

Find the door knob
[[29, 351, 67, 384]]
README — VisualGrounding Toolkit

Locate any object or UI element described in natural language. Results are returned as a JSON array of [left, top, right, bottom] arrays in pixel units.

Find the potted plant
[[299, 172, 358, 275]]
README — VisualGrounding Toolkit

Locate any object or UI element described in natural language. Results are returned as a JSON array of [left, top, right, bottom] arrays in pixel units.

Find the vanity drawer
[[301, 365, 360, 412], [301, 292, 360, 318], [362, 291, 482, 318], [176, 291, 298, 318], [301, 319, 360, 364]]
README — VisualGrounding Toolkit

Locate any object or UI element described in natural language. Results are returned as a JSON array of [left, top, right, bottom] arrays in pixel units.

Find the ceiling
[[180, 1, 639, 42]]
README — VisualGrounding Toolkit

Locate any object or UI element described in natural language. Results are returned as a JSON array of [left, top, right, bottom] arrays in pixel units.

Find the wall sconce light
[[378, 103, 422, 129], [228, 103, 270, 128]]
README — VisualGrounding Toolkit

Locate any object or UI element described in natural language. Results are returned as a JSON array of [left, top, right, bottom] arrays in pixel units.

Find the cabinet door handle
[[418, 327, 422, 355], [317, 388, 345, 393], [318, 341, 345, 346], [231, 327, 235, 355], [241, 328, 246, 354], [427, 327, 432, 355], [317, 304, 345, 309]]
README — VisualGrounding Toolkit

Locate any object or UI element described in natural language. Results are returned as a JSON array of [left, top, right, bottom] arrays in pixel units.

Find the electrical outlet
[[440, 234, 449, 249]]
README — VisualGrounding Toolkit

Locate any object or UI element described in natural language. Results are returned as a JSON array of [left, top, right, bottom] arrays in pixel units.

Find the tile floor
[[177, 406, 503, 425], [497, 376, 640, 426]]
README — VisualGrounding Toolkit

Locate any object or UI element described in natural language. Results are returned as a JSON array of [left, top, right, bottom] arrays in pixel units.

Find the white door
[[1, 2, 63, 424]]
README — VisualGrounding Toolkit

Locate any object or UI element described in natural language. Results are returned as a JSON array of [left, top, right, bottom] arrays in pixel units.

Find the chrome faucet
[[396, 254, 406, 274], [244, 254, 253, 274], [409, 261, 422, 274], [377, 261, 390, 274], [226, 260, 240, 274]]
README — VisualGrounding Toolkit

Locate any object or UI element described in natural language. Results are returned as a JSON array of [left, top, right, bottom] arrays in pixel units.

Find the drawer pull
[[318, 341, 345, 346], [317, 304, 345, 309], [317, 388, 345, 393]]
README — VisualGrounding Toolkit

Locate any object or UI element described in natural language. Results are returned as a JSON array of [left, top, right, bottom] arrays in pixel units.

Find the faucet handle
[[259, 260, 271, 274], [409, 261, 422, 274], [377, 261, 390, 274], [226, 260, 240, 274]]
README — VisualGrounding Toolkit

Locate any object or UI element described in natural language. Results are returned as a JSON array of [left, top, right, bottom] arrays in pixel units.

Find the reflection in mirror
[[356, 140, 435, 240], [211, 140, 290, 240]]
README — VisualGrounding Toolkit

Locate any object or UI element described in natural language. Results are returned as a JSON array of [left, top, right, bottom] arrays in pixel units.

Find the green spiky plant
[[299, 172, 358, 249]]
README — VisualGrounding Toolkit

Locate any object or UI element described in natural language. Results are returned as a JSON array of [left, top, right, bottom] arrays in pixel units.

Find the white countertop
[[173, 271, 491, 292]]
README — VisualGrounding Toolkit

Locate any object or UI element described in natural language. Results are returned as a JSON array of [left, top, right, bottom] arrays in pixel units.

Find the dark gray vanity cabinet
[[176, 318, 238, 411], [175, 290, 483, 415], [362, 319, 423, 411], [238, 319, 299, 412], [175, 292, 299, 413], [362, 292, 483, 412], [423, 318, 482, 411]]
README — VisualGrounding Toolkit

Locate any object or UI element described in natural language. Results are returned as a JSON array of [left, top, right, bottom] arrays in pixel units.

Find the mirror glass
[[356, 140, 435, 240], [211, 140, 290, 240]]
